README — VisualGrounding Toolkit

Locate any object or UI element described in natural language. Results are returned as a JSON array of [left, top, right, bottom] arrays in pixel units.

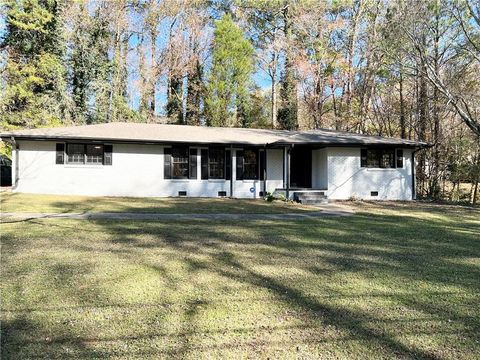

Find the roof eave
[[1, 134, 431, 149]]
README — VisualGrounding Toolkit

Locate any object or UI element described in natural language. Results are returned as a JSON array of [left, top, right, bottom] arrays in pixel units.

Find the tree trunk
[[417, 61, 428, 198], [271, 63, 277, 129], [149, 28, 157, 118], [430, 4, 441, 199], [345, 0, 364, 120], [399, 67, 406, 139]]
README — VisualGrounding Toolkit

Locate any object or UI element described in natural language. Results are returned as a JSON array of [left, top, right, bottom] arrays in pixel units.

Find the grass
[[1, 200, 479, 359], [0, 193, 316, 214]]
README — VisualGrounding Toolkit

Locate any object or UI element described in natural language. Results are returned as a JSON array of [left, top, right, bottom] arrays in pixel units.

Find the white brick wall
[[312, 148, 328, 189], [327, 147, 413, 200], [14, 141, 284, 198]]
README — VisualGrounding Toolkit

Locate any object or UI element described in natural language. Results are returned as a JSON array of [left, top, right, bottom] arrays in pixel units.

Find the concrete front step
[[293, 191, 328, 205], [299, 198, 329, 205], [297, 194, 328, 200]]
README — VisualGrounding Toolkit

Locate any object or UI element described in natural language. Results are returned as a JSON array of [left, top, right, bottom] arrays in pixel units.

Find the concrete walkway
[[1, 206, 354, 221]]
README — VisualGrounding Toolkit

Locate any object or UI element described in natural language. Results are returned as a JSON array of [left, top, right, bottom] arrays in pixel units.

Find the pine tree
[[1, 0, 69, 129], [185, 60, 203, 125], [68, 3, 111, 123], [277, 2, 298, 130], [166, 75, 183, 124], [204, 14, 254, 127]]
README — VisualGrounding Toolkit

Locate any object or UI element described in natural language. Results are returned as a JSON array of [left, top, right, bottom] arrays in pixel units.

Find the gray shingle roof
[[0, 122, 428, 147]]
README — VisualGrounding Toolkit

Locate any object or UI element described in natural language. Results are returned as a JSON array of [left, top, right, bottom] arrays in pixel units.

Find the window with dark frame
[[61, 143, 111, 166], [86, 144, 104, 164], [243, 149, 259, 180], [208, 147, 225, 179], [189, 148, 197, 179], [171, 146, 189, 179], [361, 148, 396, 168], [67, 144, 85, 164]]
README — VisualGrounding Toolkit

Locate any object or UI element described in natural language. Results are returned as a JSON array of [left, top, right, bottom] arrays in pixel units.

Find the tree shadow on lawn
[[1, 208, 479, 358], [101, 213, 477, 356], [2, 192, 315, 214]]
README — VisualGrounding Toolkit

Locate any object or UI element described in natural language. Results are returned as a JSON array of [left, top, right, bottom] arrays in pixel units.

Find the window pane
[[171, 146, 189, 178], [67, 144, 85, 164], [172, 163, 189, 178], [209, 147, 225, 179], [366, 149, 379, 168], [243, 149, 258, 179], [86, 144, 104, 164], [380, 149, 395, 168]]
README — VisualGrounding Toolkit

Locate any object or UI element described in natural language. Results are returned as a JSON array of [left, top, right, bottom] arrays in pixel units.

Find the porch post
[[263, 145, 267, 196], [11, 137, 18, 189], [286, 145, 291, 200]]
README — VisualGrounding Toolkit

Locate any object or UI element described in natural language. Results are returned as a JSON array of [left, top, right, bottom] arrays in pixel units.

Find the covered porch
[[264, 144, 328, 202]]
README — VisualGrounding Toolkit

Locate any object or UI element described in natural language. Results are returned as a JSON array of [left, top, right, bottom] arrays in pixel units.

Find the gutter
[[0, 134, 428, 149]]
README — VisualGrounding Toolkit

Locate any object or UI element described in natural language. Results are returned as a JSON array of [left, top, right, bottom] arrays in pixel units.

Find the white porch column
[[11, 138, 18, 189]]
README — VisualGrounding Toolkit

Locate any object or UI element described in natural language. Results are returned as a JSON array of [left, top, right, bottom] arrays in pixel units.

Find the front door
[[290, 146, 312, 188]]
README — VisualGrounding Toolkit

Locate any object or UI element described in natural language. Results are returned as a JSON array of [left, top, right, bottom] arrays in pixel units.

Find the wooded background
[[1, 0, 479, 204]]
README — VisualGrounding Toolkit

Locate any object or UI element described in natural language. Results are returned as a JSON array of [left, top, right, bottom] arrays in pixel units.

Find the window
[[361, 148, 395, 168], [171, 146, 189, 179], [189, 148, 197, 179], [67, 144, 85, 164], [243, 149, 258, 179], [208, 147, 225, 179], [86, 144, 103, 164], [163, 146, 230, 180], [62, 143, 111, 166], [380, 150, 395, 168]]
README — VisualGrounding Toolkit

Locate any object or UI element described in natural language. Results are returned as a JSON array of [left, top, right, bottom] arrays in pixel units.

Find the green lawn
[[1, 201, 479, 359], [0, 193, 315, 214]]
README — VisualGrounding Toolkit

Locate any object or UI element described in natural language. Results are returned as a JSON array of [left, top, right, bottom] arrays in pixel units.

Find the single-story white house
[[0, 122, 428, 201]]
